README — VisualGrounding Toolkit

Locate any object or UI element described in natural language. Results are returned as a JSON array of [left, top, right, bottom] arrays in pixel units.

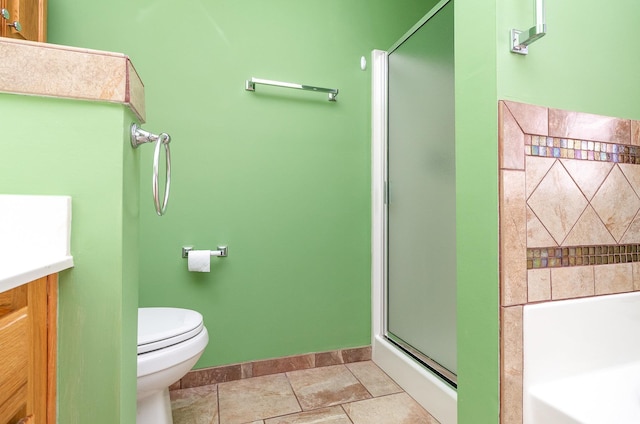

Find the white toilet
[[137, 307, 209, 424]]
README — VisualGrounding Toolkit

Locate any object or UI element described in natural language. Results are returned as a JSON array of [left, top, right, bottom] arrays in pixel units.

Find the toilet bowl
[[137, 307, 209, 424]]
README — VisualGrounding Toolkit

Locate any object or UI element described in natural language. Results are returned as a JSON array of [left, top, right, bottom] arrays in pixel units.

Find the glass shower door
[[386, 0, 456, 383]]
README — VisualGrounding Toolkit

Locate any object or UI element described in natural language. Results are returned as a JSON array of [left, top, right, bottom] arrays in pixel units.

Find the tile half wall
[[498, 100, 640, 423]]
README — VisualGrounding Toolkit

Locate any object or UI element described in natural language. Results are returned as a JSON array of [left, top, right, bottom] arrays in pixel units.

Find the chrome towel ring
[[131, 123, 172, 216]]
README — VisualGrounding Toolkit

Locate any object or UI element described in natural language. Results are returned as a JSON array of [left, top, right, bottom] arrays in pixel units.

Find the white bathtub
[[523, 291, 640, 424]]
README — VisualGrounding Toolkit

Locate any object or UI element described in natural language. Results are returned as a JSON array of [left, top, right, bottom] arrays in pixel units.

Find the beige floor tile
[[287, 365, 371, 411], [343, 393, 439, 424], [264, 406, 351, 424], [218, 374, 301, 424], [170, 385, 219, 424], [345, 361, 402, 397]]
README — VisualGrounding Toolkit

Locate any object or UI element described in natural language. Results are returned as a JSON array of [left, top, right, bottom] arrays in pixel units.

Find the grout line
[[339, 404, 356, 424], [283, 371, 305, 414], [215, 383, 221, 424], [343, 362, 375, 399]]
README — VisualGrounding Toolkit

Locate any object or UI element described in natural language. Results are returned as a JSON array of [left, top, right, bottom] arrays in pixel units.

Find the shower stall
[[371, 1, 457, 422]]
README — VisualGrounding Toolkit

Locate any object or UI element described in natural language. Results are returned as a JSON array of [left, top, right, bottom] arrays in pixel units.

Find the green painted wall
[[454, 0, 500, 422], [43, 1, 640, 423], [39, 1, 640, 423], [497, 0, 640, 119], [0, 95, 139, 423], [48, 0, 436, 369]]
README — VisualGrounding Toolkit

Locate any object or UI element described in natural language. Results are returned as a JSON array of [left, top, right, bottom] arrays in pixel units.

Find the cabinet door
[[1, 0, 46, 42], [0, 286, 29, 423]]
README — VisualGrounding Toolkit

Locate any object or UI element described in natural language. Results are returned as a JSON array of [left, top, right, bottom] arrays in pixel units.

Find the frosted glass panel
[[387, 2, 456, 375]]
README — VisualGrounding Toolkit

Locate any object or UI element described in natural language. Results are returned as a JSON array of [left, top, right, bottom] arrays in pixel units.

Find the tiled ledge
[[0, 38, 145, 122], [170, 346, 372, 390]]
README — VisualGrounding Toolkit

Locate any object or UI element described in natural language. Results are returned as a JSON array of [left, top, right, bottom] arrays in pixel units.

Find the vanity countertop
[[0, 38, 145, 122], [0, 195, 74, 293]]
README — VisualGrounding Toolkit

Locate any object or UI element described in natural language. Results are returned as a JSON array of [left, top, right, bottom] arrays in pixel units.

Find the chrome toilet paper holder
[[182, 246, 228, 258]]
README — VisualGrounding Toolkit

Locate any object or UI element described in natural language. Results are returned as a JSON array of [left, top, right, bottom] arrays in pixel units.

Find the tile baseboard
[[170, 346, 372, 391]]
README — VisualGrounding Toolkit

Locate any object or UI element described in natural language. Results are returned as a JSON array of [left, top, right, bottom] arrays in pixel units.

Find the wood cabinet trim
[[27, 277, 47, 423], [46, 274, 57, 424]]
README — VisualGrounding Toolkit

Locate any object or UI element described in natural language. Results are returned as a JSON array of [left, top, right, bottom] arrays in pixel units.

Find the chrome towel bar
[[131, 123, 171, 216], [245, 77, 338, 101]]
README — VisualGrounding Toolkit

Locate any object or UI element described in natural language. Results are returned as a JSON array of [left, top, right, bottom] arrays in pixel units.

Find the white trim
[[374, 337, 458, 423], [371, 49, 387, 342], [370, 49, 458, 424]]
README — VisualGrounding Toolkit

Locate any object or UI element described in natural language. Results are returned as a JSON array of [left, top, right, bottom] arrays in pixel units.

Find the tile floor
[[170, 361, 440, 424]]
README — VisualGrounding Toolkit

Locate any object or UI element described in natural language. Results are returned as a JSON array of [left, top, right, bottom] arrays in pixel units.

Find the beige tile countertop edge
[[0, 38, 145, 122]]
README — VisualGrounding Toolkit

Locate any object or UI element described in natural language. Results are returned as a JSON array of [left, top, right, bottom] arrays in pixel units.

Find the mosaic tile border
[[527, 244, 640, 269], [525, 135, 640, 163]]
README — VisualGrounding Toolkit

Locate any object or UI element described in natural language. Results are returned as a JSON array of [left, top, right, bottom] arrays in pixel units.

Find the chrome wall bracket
[[131, 123, 172, 216], [182, 246, 228, 258], [510, 0, 547, 55], [131, 123, 170, 148]]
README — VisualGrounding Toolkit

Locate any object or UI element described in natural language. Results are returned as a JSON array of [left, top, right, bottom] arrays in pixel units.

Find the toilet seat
[[138, 307, 204, 354]]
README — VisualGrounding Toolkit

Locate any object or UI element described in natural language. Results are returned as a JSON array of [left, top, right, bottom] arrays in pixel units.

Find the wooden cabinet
[[0, 275, 57, 424], [0, 0, 46, 42]]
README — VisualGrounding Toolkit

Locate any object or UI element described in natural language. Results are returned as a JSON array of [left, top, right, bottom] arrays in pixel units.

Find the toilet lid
[[137, 307, 204, 354]]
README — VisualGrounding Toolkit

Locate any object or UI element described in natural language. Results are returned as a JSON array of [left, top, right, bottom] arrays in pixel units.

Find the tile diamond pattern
[[620, 214, 640, 244], [526, 206, 557, 248], [564, 206, 616, 246], [525, 157, 554, 199], [591, 165, 640, 242], [560, 159, 613, 201], [619, 163, 640, 196], [527, 161, 588, 245]]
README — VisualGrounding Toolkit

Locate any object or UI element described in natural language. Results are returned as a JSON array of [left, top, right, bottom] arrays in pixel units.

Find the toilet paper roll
[[188, 250, 211, 272]]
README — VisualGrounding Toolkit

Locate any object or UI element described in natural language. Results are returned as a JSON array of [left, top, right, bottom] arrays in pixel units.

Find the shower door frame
[[370, 1, 457, 422]]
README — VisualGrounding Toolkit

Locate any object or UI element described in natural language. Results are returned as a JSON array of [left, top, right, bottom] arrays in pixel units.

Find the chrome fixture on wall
[[182, 245, 228, 273], [245, 77, 339, 101], [130, 123, 172, 216], [511, 0, 547, 54], [181, 246, 228, 258]]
